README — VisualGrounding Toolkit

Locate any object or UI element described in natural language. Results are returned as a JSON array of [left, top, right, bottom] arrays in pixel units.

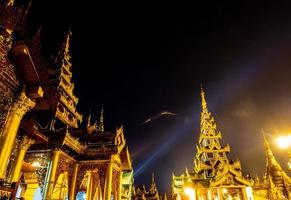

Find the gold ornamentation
[[19, 135, 35, 151], [0, 189, 12, 198], [11, 89, 35, 117], [64, 131, 87, 153]]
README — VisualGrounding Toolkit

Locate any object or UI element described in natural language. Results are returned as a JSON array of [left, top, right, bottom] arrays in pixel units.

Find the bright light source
[[184, 187, 195, 200], [207, 190, 211, 200], [32, 161, 40, 167], [246, 186, 254, 200], [277, 136, 290, 149]]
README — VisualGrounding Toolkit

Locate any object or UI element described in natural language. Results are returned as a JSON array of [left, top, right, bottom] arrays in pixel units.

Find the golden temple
[[0, 0, 291, 200], [171, 88, 291, 200]]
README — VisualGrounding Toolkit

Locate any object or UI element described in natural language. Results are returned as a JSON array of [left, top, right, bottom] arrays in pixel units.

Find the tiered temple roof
[[134, 174, 160, 200]]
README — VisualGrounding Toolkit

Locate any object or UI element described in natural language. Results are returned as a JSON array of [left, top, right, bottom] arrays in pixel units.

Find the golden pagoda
[[172, 87, 254, 200]]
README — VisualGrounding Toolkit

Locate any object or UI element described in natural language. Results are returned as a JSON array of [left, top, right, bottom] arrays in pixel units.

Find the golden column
[[69, 163, 79, 200], [10, 136, 35, 183], [242, 187, 248, 200], [218, 188, 223, 200], [118, 171, 122, 200], [86, 170, 94, 200], [0, 91, 35, 179], [45, 150, 60, 200], [104, 158, 113, 200]]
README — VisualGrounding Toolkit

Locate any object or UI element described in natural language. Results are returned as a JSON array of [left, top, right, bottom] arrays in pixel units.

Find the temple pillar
[[118, 171, 122, 200], [86, 170, 94, 200], [218, 188, 223, 200], [10, 136, 35, 183], [45, 150, 60, 200], [104, 158, 113, 200], [242, 187, 247, 200], [0, 91, 35, 179], [69, 163, 79, 200]]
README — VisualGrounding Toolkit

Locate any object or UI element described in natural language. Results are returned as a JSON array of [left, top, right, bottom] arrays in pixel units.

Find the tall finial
[[150, 172, 157, 193], [55, 27, 72, 64], [152, 172, 155, 184], [200, 85, 208, 110], [164, 193, 168, 200], [64, 27, 72, 54], [87, 109, 91, 127], [97, 107, 104, 133], [261, 128, 271, 150]]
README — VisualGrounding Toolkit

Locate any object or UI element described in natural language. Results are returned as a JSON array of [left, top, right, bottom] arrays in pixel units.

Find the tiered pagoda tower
[[51, 30, 83, 129], [172, 88, 254, 200], [194, 87, 230, 179]]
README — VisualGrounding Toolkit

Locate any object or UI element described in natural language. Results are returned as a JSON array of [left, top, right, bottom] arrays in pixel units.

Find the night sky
[[27, 0, 291, 193]]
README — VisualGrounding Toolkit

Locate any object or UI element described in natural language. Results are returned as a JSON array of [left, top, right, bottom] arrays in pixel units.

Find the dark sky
[[27, 0, 291, 193]]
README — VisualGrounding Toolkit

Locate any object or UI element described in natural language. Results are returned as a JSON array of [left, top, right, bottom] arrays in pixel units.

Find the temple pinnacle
[[97, 107, 104, 133], [200, 86, 208, 110]]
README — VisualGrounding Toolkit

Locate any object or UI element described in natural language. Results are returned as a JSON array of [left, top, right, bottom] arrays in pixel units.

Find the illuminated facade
[[0, 1, 134, 199], [171, 88, 291, 200]]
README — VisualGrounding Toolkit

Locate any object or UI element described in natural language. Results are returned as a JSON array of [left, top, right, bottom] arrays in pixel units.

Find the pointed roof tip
[[200, 85, 207, 110], [164, 193, 168, 200], [97, 107, 104, 133], [68, 25, 72, 32], [64, 25, 72, 37], [260, 128, 270, 148], [87, 109, 92, 127]]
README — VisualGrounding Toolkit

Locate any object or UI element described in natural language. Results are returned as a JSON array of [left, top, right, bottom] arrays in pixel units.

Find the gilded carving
[[19, 136, 35, 151], [11, 90, 35, 117]]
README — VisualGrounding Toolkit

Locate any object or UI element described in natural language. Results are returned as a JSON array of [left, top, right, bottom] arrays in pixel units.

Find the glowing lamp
[[246, 186, 254, 200], [276, 135, 291, 149], [32, 161, 40, 168], [184, 187, 195, 200]]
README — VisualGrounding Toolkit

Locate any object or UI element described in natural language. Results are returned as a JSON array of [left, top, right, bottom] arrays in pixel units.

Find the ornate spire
[[52, 27, 83, 129], [194, 87, 230, 178], [164, 193, 168, 200], [97, 107, 104, 133], [150, 173, 157, 193], [87, 112, 91, 127], [152, 172, 155, 185], [261, 131, 291, 188], [55, 28, 72, 65], [200, 85, 208, 111]]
